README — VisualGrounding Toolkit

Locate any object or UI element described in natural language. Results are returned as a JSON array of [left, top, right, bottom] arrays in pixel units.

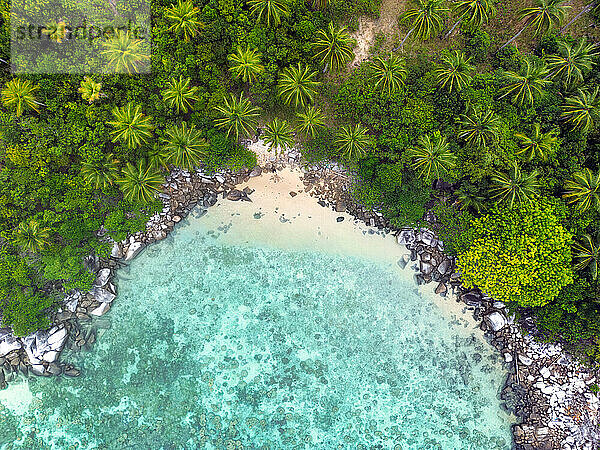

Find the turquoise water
[[0, 211, 513, 449]]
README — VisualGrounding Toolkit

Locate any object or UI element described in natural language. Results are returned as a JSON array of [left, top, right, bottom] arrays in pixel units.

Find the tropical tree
[[561, 87, 600, 133], [248, 0, 290, 27], [446, 0, 495, 38], [263, 118, 295, 154], [12, 220, 52, 253], [213, 93, 261, 140], [81, 153, 120, 189], [78, 77, 103, 103], [399, 0, 449, 47], [490, 163, 540, 207], [161, 76, 200, 114], [546, 39, 596, 87], [162, 123, 208, 170], [165, 0, 202, 42], [1, 78, 39, 116], [312, 22, 355, 72], [499, 58, 551, 107], [310, 0, 328, 9], [434, 50, 473, 92], [456, 184, 488, 213], [499, 0, 570, 51], [296, 105, 326, 138], [228, 46, 264, 83], [109, 103, 154, 149], [277, 64, 321, 109], [563, 169, 600, 212], [43, 20, 67, 43], [117, 159, 165, 204], [148, 145, 170, 171], [573, 234, 599, 281], [457, 107, 502, 148], [515, 123, 558, 162], [335, 124, 371, 160], [369, 54, 407, 95], [407, 132, 456, 181], [101, 30, 149, 74]]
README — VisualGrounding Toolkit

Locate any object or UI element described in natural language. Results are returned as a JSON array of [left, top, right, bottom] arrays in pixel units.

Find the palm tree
[[399, 0, 449, 48], [499, 0, 570, 51], [228, 46, 265, 83], [78, 77, 103, 104], [263, 118, 295, 154], [407, 132, 456, 181], [456, 184, 488, 213], [434, 50, 473, 92], [457, 107, 502, 147], [561, 0, 599, 33], [117, 159, 165, 204], [81, 153, 120, 189], [563, 169, 600, 212], [515, 123, 558, 162], [161, 76, 200, 114], [499, 58, 551, 107], [446, 0, 495, 38], [573, 234, 599, 280], [213, 93, 261, 140], [561, 87, 600, 133], [312, 22, 355, 72], [148, 145, 170, 171], [546, 39, 596, 87], [109, 103, 154, 149], [165, 0, 202, 42], [296, 105, 326, 138], [278, 64, 321, 109], [248, 0, 291, 27], [490, 163, 540, 207], [370, 54, 407, 95], [101, 30, 149, 74], [335, 124, 371, 160], [1, 78, 39, 116], [12, 220, 51, 253], [162, 123, 208, 170], [43, 20, 67, 43]]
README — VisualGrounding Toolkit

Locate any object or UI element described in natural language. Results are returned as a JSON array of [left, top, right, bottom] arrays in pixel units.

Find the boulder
[[437, 259, 451, 275], [94, 268, 111, 287], [420, 261, 434, 275], [484, 311, 507, 332], [0, 336, 21, 357], [540, 367, 551, 379], [249, 166, 262, 177], [110, 242, 123, 259], [434, 282, 447, 295], [47, 327, 67, 350], [397, 254, 410, 270], [418, 229, 436, 247], [42, 350, 59, 363], [64, 292, 80, 313], [125, 242, 145, 261], [226, 190, 243, 201], [90, 302, 111, 317], [518, 354, 533, 366], [90, 286, 116, 304], [396, 229, 416, 246]]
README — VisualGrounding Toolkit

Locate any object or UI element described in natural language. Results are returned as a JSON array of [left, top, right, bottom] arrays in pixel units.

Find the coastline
[[0, 148, 598, 448]]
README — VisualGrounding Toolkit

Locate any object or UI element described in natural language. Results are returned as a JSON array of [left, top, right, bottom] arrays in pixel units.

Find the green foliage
[[165, 0, 202, 42], [452, 0, 495, 28], [12, 220, 52, 253], [1, 291, 54, 337], [518, 0, 570, 37], [1, 78, 39, 116], [457, 107, 501, 148], [369, 54, 407, 95], [202, 131, 257, 173], [563, 169, 600, 213], [500, 57, 551, 107], [162, 122, 208, 170], [228, 47, 265, 84], [490, 162, 540, 207], [400, 0, 449, 43], [515, 123, 558, 162], [434, 51, 473, 92], [335, 123, 371, 160], [296, 105, 326, 138], [263, 118, 295, 154], [213, 93, 261, 140], [277, 64, 321, 109], [117, 160, 165, 205], [407, 132, 456, 182], [161, 76, 200, 114], [109, 103, 154, 149], [78, 77, 103, 104], [312, 22, 355, 72], [101, 30, 149, 74], [561, 87, 600, 133], [432, 203, 476, 255], [249, 0, 291, 27], [546, 38, 596, 87]]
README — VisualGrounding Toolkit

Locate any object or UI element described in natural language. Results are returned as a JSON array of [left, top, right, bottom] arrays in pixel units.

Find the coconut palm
[[161, 76, 200, 114], [249, 0, 291, 27], [1, 78, 39, 116], [490, 163, 540, 207], [78, 77, 103, 104], [370, 54, 407, 95], [263, 118, 295, 154], [165, 0, 202, 42], [335, 124, 371, 160], [499, 58, 551, 107], [457, 107, 502, 147], [312, 22, 355, 72], [101, 30, 149, 74], [573, 234, 599, 280], [213, 93, 261, 140], [12, 220, 51, 253], [434, 50, 473, 92], [278, 64, 321, 109], [117, 159, 165, 204], [561, 87, 600, 133], [43, 20, 67, 43], [296, 105, 326, 138], [446, 0, 495, 38], [81, 153, 120, 189], [546, 39, 596, 87], [515, 123, 558, 162], [456, 184, 488, 213], [407, 132, 456, 181], [228, 46, 264, 83], [563, 169, 600, 212], [162, 123, 208, 170], [109, 103, 154, 149], [399, 0, 449, 47], [499, 0, 570, 51]]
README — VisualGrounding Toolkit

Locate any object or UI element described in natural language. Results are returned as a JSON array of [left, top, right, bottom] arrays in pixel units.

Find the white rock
[[504, 353, 513, 363], [540, 367, 551, 379], [94, 268, 111, 287], [47, 327, 67, 349], [485, 311, 507, 332], [42, 350, 58, 363], [110, 242, 123, 259], [64, 292, 80, 313], [125, 242, 145, 261], [396, 229, 415, 246], [0, 336, 22, 356], [30, 364, 45, 376], [90, 302, 111, 317], [90, 286, 116, 304], [519, 354, 533, 366]]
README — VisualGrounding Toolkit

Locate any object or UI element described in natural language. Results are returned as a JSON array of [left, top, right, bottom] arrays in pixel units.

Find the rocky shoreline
[[0, 149, 598, 449]]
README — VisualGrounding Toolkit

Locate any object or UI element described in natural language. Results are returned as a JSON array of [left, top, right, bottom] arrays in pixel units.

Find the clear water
[[0, 211, 514, 449]]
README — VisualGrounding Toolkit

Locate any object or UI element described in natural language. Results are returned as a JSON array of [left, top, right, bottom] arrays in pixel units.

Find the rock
[[397, 254, 410, 269], [47, 363, 62, 375], [110, 242, 123, 259], [289, 191, 297, 197], [64, 292, 80, 313], [493, 301, 506, 309], [227, 190, 243, 201], [42, 350, 59, 363], [94, 268, 111, 287], [335, 201, 346, 212], [540, 367, 551, 379], [0, 369, 5, 389], [90, 302, 111, 317], [47, 328, 67, 350], [249, 166, 262, 177], [0, 336, 21, 357], [243, 187, 254, 195], [437, 259, 451, 275], [125, 242, 145, 261], [434, 282, 447, 295], [173, 215, 181, 223], [64, 367, 81, 377], [519, 354, 533, 366], [484, 311, 507, 332], [420, 261, 433, 275], [397, 229, 416, 246], [90, 286, 116, 304], [461, 292, 481, 306], [418, 229, 436, 247], [336, 216, 344, 222], [504, 353, 513, 363]]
